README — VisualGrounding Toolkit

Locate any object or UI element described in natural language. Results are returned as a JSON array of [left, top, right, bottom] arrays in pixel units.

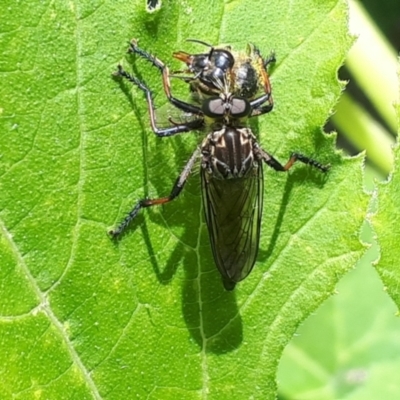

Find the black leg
[[263, 52, 276, 69], [128, 39, 203, 115], [114, 65, 204, 137], [110, 148, 201, 237], [255, 147, 330, 172], [249, 93, 274, 117]]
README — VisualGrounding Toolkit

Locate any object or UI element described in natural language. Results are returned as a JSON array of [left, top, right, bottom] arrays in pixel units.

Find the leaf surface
[[373, 101, 400, 308], [0, 0, 367, 398], [278, 223, 400, 399]]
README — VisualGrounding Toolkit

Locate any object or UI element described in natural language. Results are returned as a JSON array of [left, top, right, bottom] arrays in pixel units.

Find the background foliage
[[278, 0, 400, 398], [0, 0, 397, 399]]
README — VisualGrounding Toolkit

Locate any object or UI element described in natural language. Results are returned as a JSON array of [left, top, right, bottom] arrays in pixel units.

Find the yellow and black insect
[[172, 39, 276, 101], [110, 39, 329, 290]]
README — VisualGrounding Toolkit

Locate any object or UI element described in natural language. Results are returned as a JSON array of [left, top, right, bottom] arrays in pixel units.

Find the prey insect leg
[[255, 47, 274, 103], [110, 148, 201, 237], [114, 65, 204, 137], [247, 47, 276, 117]]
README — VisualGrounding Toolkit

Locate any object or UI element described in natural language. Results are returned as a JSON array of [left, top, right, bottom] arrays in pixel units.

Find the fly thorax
[[202, 126, 255, 179]]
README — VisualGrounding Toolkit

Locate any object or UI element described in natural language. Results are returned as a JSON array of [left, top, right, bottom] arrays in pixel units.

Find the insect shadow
[[258, 152, 330, 264], [112, 70, 329, 353], [141, 173, 244, 354], [246, 116, 330, 264], [112, 76, 243, 354]]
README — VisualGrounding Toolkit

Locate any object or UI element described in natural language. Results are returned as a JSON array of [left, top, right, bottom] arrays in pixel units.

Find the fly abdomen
[[201, 157, 263, 289]]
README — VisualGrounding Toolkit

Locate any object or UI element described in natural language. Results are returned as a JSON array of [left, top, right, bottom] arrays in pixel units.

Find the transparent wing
[[201, 162, 263, 289], [154, 102, 199, 128]]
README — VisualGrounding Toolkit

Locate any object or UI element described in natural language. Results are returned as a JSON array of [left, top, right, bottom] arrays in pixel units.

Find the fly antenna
[[186, 38, 213, 48]]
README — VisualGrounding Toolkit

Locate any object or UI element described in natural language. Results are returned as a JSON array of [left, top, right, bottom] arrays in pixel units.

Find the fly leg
[[128, 39, 203, 115], [256, 147, 330, 172], [114, 65, 204, 137], [249, 93, 274, 117], [249, 47, 276, 117], [110, 148, 201, 237]]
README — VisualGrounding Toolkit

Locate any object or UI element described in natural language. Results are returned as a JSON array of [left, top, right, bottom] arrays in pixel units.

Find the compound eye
[[230, 97, 251, 118], [202, 97, 224, 117], [192, 55, 209, 70], [213, 50, 235, 70]]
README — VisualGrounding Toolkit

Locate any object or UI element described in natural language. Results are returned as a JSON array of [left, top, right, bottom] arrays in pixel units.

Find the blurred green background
[[278, 1, 400, 399]]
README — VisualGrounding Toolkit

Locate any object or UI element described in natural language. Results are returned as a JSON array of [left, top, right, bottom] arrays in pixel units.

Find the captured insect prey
[[172, 39, 276, 101], [110, 39, 330, 291]]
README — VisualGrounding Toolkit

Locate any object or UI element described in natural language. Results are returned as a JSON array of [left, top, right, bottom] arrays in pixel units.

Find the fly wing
[[201, 162, 263, 288], [155, 102, 198, 127]]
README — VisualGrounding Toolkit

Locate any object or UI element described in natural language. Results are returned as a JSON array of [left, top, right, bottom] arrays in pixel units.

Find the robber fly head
[[201, 91, 252, 124]]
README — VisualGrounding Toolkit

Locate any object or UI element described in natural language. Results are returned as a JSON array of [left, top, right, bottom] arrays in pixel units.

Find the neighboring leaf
[[373, 101, 400, 307], [0, 0, 367, 398], [278, 223, 400, 399]]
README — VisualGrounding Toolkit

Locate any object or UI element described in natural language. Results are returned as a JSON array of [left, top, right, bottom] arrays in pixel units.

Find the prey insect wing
[[201, 162, 263, 290]]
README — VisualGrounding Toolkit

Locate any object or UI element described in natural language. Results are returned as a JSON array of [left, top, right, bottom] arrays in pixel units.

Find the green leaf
[[373, 103, 400, 305], [0, 0, 367, 398], [278, 223, 400, 399]]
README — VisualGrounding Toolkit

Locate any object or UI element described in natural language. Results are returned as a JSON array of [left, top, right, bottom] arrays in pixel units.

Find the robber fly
[[172, 39, 276, 101], [110, 39, 329, 290]]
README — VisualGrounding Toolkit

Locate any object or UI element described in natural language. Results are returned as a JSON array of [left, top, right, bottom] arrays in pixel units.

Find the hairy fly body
[[111, 39, 329, 290]]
